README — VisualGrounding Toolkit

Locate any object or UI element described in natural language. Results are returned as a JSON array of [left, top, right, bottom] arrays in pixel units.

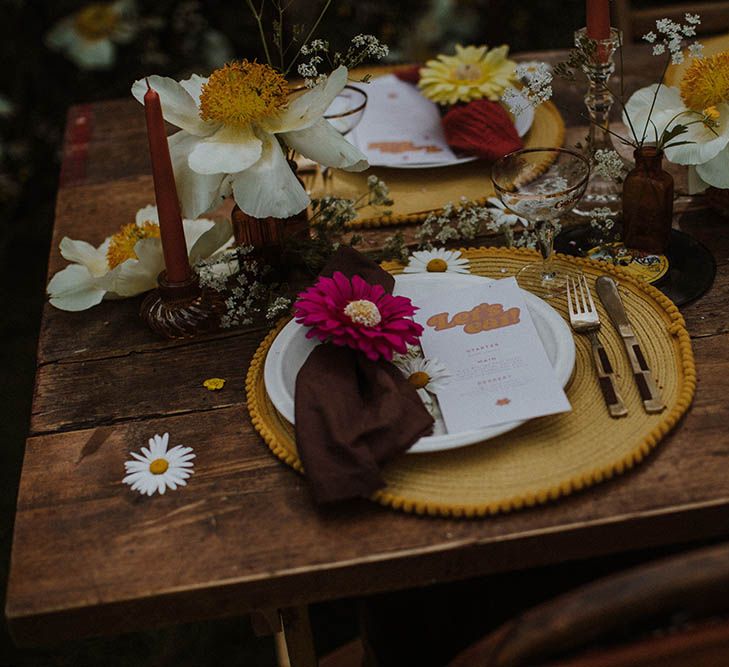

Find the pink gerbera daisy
[[294, 272, 423, 361]]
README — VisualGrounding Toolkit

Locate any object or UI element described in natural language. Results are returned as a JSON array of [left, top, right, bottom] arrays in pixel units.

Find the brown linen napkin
[[294, 247, 434, 503]]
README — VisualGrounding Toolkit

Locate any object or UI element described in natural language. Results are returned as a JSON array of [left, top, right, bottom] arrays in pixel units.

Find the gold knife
[[595, 276, 666, 414]]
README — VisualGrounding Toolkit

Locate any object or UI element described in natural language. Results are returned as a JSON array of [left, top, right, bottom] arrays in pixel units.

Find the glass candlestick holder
[[573, 27, 628, 217]]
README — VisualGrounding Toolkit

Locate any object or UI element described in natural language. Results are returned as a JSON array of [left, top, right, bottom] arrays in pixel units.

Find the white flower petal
[[131, 75, 215, 137], [179, 74, 207, 107], [105, 240, 162, 297], [188, 124, 262, 175], [45, 19, 76, 50], [187, 218, 232, 264], [47, 265, 107, 311], [124, 461, 149, 473], [232, 134, 309, 218], [687, 165, 710, 194], [135, 204, 159, 225], [696, 149, 729, 189], [58, 237, 109, 276], [68, 38, 116, 70], [169, 131, 228, 218], [664, 105, 729, 165], [624, 84, 683, 142], [281, 119, 368, 171], [263, 66, 348, 134]]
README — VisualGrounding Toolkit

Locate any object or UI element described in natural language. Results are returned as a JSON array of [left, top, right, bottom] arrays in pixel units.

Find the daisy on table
[[404, 248, 470, 274], [47, 204, 231, 311], [131, 63, 368, 220], [46, 0, 138, 70], [123, 433, 195, 496]]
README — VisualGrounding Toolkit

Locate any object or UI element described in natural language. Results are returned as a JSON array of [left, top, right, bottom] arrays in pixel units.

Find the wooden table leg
[[279, 605, 318, 667]]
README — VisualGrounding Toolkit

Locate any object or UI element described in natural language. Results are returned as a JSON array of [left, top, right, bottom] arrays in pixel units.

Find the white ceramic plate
[[264, 273, 575, 454]]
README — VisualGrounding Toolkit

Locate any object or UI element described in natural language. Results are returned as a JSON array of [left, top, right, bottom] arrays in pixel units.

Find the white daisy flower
[[393, 353, 451, 405], [123, 433, 195, 496], [47, 204, 231, 311], [404, 248, 470, 274], [131, 63, 368, 221], [46, 0, 138, 71]]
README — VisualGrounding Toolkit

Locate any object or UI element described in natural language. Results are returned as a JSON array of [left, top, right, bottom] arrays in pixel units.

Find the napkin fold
[[294, 247, 434, 503], [395, 67, 524, 160], [442, 99, 524, 161]]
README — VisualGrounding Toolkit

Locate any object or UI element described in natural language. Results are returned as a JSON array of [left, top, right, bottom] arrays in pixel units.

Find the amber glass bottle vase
[[622, 146, 674, 254]]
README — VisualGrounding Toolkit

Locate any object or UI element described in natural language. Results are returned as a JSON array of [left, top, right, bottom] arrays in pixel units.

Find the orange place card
[[414, 278, 571, 433]]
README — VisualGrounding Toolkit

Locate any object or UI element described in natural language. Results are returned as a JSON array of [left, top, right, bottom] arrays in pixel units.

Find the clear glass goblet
[[491, 148, 590, 298]]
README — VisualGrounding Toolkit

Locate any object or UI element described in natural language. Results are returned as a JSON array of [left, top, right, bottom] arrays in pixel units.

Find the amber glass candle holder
[[140, 271, 226, 339]]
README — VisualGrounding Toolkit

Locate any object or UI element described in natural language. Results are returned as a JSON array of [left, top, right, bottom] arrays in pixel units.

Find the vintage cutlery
[[596, 275, 666, 414], [567, 274, 628, 418]]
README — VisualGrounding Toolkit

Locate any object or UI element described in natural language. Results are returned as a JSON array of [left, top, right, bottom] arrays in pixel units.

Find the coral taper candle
[[586, 0, 611, 40], [143, 80, 190, 283]]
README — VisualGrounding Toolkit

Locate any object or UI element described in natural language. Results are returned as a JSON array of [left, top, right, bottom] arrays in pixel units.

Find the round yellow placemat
[[246, 248, 695, 517], [311, 64, 566, 229]]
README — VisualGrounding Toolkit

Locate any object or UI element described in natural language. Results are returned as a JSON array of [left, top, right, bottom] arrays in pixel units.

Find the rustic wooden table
[[7, 47, 729, 665]]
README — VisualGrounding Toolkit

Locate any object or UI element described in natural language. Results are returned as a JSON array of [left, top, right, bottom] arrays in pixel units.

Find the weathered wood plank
[[12, 42, 729, 649], [31, 327, 268, 434], [9, 333, 729, 644]]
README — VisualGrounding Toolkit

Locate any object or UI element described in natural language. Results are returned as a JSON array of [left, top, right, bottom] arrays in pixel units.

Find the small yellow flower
[[418, 44, 517, 106], [680, 51, 729, 111], [203, 378, 226, 391]]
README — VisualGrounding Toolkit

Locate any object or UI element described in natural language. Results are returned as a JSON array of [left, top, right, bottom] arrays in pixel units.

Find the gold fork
[[567, 274, 628, 418]]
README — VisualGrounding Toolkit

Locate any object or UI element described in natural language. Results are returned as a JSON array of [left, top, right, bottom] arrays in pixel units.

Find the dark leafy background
[[0, 1, 691, 665]]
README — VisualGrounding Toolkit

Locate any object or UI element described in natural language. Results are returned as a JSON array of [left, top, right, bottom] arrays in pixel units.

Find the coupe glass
[[491, 148, 590, 298]]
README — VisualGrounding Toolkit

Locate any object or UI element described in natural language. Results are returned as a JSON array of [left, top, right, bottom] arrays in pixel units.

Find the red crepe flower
[[294, 272, 423, 361]]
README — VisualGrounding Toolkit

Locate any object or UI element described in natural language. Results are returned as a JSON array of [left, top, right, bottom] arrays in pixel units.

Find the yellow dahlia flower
[[418, 44, 517, 106]]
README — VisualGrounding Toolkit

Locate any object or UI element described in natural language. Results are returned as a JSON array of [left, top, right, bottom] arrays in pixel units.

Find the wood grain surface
[[7, 45, 729, 646]]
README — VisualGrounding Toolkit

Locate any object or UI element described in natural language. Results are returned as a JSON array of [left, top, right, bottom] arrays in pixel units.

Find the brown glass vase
[[230, 158, 309, 272], [622, 146, 674, 254]]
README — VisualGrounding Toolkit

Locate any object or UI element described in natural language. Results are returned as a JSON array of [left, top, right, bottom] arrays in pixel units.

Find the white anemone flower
[[404, 248, 470, 274], [123, 433, 195, 496], [46, 0, 138, 70], [624, 84, 729, 191], [47, 204, 231, 311], [392, 354, 451, 405], [131, 63, 368, 220]]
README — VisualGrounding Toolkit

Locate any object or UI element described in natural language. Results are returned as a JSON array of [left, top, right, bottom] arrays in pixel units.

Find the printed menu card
[[414, 278, 571, 433], [347, 74, 458, 166]]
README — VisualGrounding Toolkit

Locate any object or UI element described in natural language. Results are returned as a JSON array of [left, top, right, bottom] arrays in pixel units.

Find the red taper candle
[[143, 80, 190, 284], [586, 0, 611, 40]]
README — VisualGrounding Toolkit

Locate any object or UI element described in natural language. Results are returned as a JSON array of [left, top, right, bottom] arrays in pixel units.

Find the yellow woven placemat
[[246, 247, 695, 517], [311, 64, 566, 229]]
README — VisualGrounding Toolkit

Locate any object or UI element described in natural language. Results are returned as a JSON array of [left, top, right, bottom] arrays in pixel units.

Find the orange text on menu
[[426, 303, 521, 335]]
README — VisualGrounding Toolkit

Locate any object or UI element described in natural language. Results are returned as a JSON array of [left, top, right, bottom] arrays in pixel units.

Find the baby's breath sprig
[[297, 34, 390, 87]]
